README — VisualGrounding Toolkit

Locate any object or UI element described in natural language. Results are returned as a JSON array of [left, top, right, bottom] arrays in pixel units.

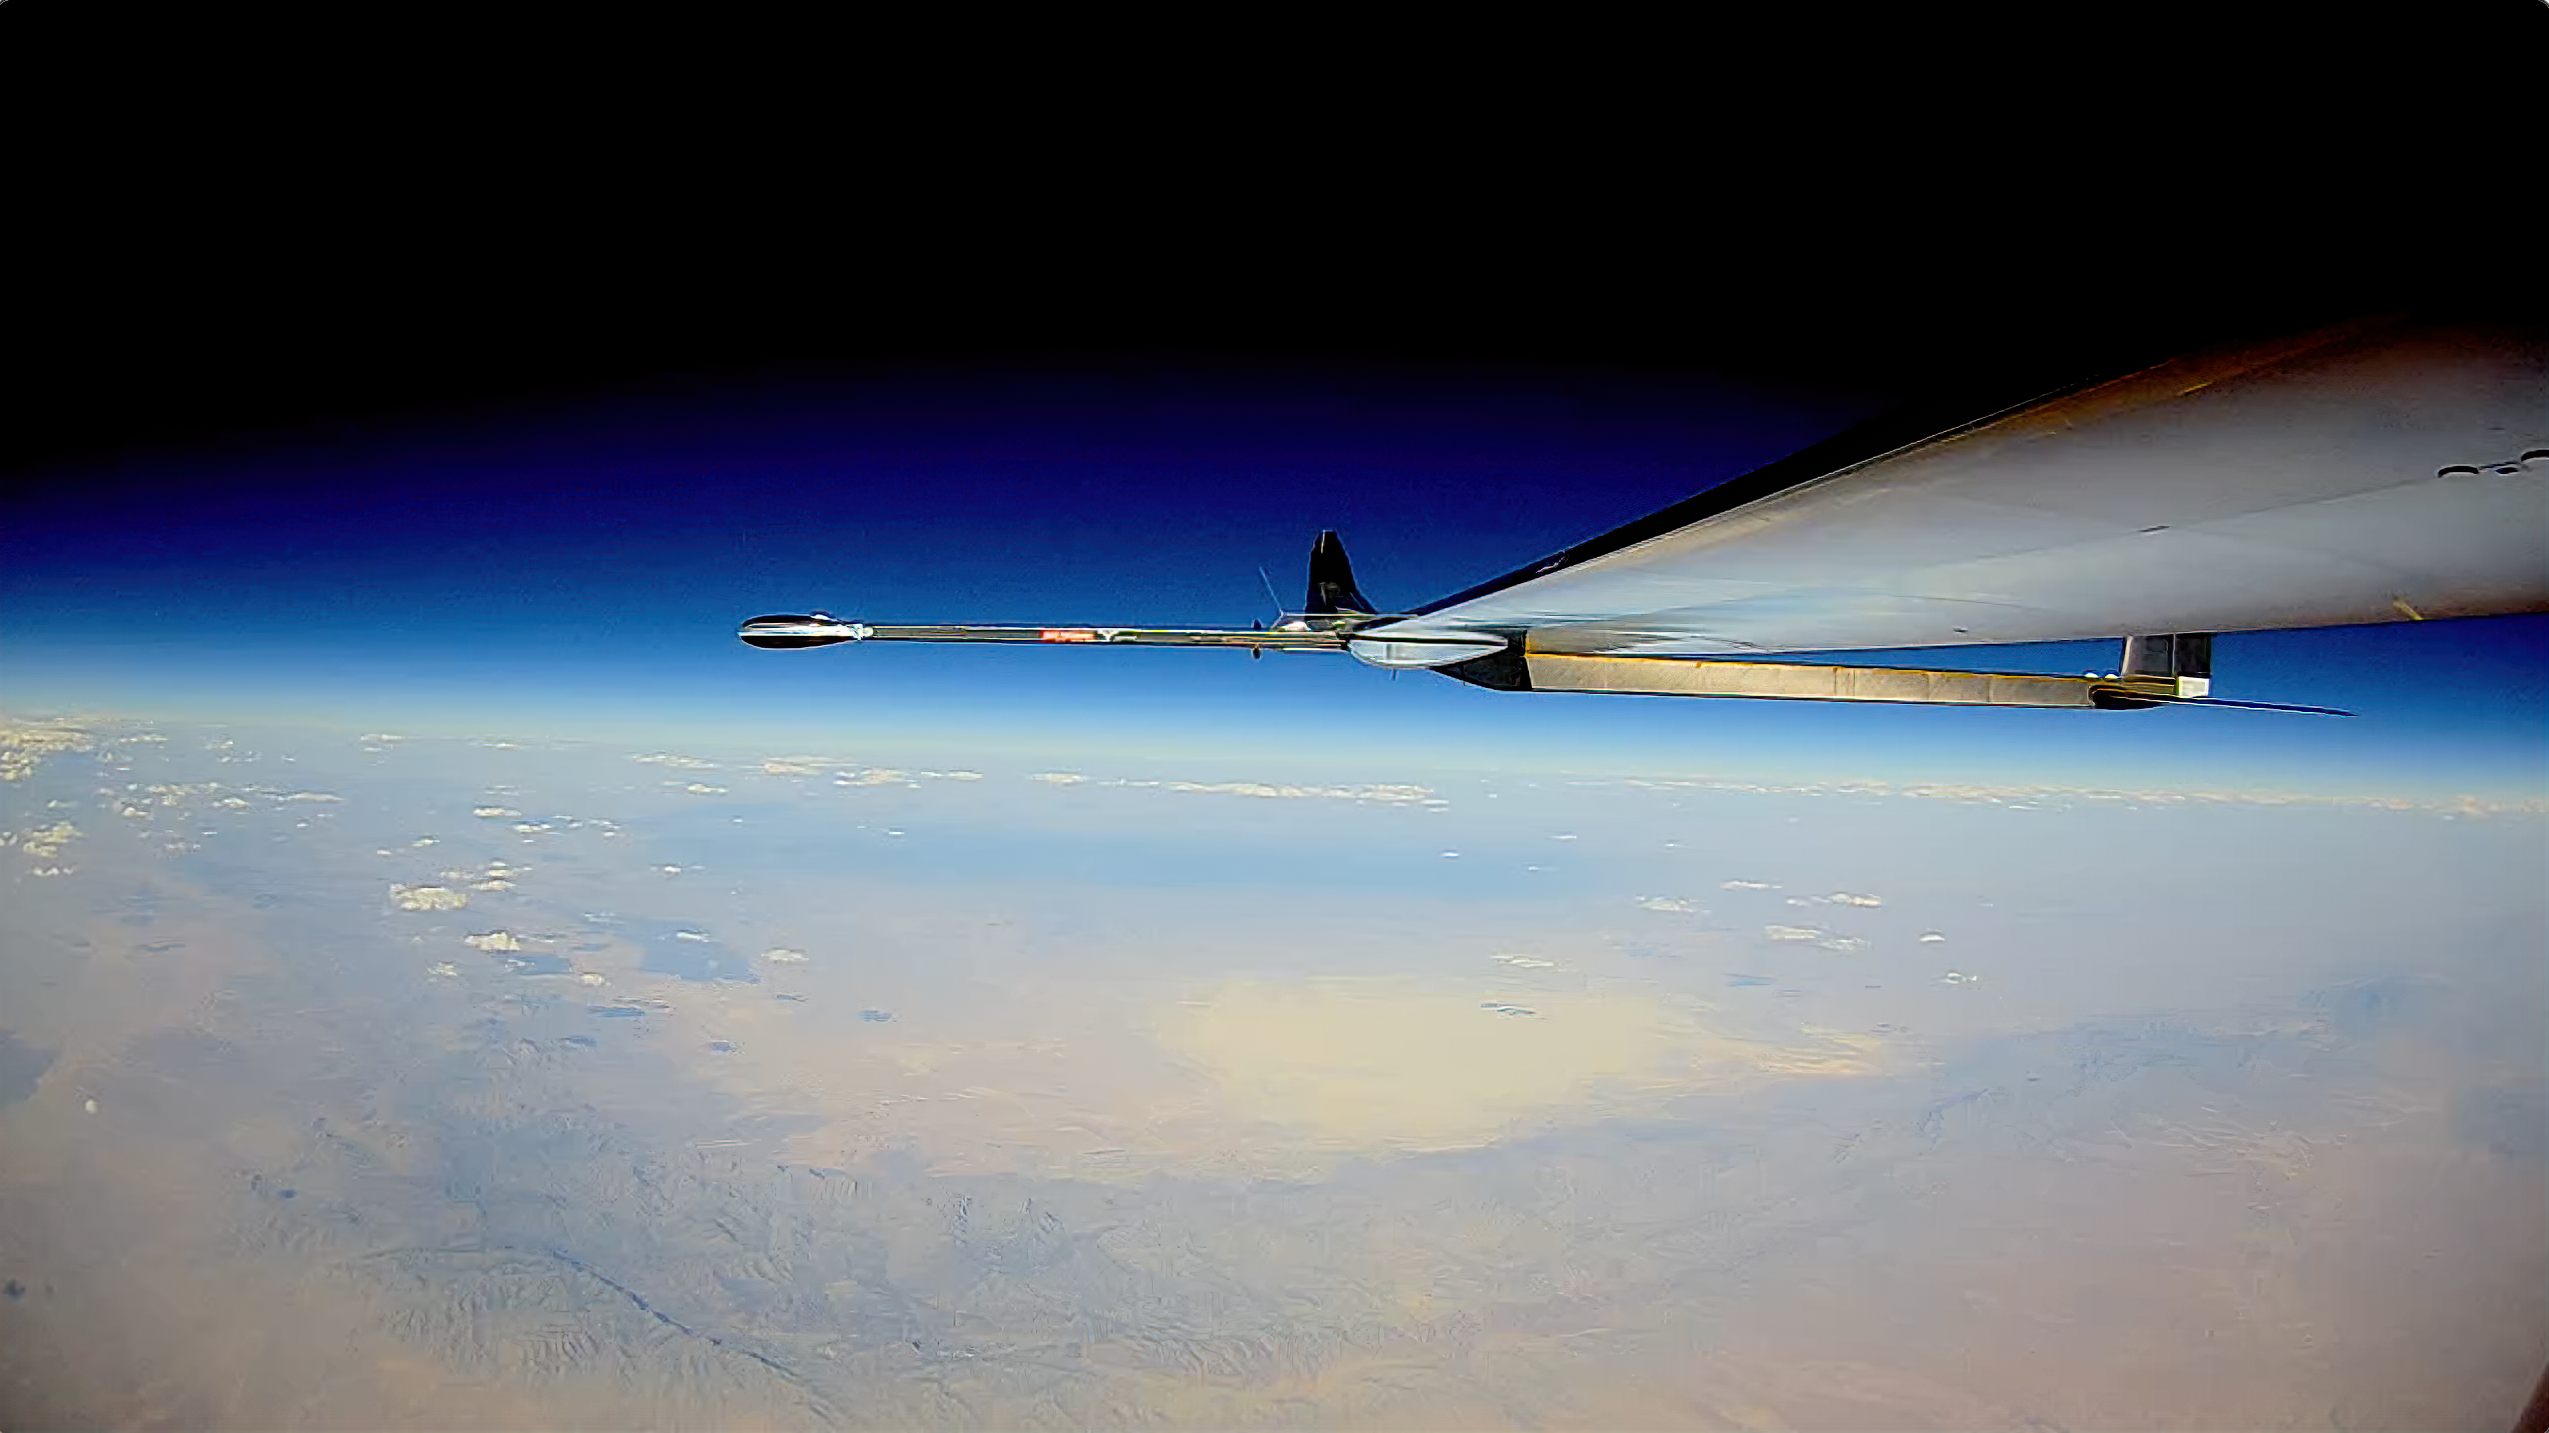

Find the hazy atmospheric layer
[[1, 712, 2541, 1430]]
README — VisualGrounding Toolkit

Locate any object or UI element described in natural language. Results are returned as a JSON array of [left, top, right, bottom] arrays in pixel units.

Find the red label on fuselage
[[1040, 629, 1100, 643]]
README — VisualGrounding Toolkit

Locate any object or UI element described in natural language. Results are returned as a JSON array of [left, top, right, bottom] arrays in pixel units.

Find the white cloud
[[1818, 937, 1870, 953], [1492, 954, 1557, 969], [10, 820, 81, 859], [1722, 879, 1774, 891], [1765, 925, 1822, 942], [1029, 772, 1086, 785], [1636, 896, 1701, 913], [390, 884, 468, 912], [762, 947, 810, 964], [472, 806, 522, 818], [462, 931, 522, 952], [1918, 931, 1948, 943], [1828, 892, 1882, 908], [633, 752, 720, 769], [0, 718, 94, 782], [1094, 778, 1437, 805], [680, 783, 728, 795]]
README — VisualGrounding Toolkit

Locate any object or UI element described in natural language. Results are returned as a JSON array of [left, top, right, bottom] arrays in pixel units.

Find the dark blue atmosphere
[[5, 10, 2545, 1427], [3, 357, 2541, 803]]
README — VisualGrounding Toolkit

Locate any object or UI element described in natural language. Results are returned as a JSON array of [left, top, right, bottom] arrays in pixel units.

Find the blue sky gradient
[[5, 359, 2542, 802]]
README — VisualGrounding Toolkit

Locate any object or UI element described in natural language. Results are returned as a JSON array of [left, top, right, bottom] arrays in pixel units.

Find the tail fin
[[1304, 531, 1376, 616]]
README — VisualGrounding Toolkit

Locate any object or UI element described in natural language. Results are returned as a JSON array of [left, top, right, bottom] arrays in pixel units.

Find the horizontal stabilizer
[[2103, 692, 2353, 716]]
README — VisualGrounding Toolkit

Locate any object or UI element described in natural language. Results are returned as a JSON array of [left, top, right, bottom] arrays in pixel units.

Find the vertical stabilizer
[[1305, 531, 1376, 616]]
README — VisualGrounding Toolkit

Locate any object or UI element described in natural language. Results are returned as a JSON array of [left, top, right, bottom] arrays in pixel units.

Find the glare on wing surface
[[1379, 312, 2549, 657]]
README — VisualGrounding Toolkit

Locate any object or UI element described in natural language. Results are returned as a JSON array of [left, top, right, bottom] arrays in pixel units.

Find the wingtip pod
[[738, 614, 865, 649]]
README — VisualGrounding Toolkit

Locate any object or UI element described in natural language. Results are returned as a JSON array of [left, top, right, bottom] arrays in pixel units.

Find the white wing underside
[[1379, 314, 2549, 657]]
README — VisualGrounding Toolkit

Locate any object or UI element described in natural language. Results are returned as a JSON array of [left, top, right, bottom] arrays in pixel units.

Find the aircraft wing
[[1374, 311, 2549, 660], [743, 308, 2543, 713]]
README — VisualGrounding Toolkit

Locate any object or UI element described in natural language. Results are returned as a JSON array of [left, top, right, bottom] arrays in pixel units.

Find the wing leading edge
[[1372, 310, 2549, 659]]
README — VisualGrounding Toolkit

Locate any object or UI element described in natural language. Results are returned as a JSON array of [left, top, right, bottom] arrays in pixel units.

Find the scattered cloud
[[390, 884, 468, 912], [1722, 879, 1775, 891], [8, 820, 81, 859], [1636, 896, 1702, 913], [1029, 772, 1085, 785], [761, 948, 810, 964], [1102, 779, 1438, 804], [633, 752, 720, 769], [0, 718, 94, 782], [472, 806, 522, 818], [1587, 772, 2547, 817], [1918, 931, 1948, 943], [1828, 892, 1882, 907], [679, 784, 727, 795], [462, 931, 523, 952], [1765, 925, 1822, 942]]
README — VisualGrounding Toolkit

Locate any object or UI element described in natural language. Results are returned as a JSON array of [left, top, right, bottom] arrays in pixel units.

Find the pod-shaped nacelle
[[738, 614, 869, 649]]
